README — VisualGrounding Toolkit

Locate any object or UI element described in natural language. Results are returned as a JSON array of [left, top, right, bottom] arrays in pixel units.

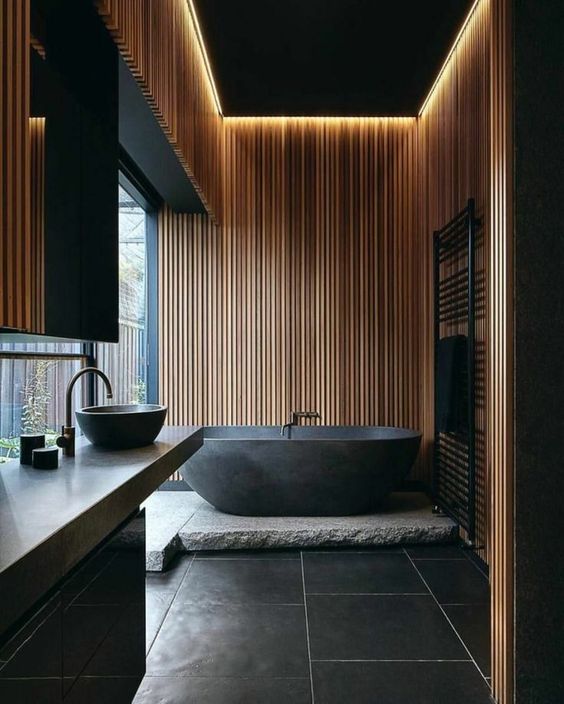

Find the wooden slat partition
[[96, 0, 223, 222], [29, 116, 45, 333], [0, 0, 31, 331], [416, 6, 515, 699], [489, 0, 513, 701], [416, 0, 491, 561], [158, 118, 428, 474]]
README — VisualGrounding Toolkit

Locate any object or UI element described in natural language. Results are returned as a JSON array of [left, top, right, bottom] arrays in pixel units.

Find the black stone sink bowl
[[76, 404, 168, 450]]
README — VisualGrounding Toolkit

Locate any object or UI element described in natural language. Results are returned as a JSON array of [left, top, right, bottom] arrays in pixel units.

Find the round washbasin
[[76, 404, 168, 450]]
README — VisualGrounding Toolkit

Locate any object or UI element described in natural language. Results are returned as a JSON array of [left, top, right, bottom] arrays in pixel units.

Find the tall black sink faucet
[[280, 410, 321, 437], [56, 367, 113, 457]]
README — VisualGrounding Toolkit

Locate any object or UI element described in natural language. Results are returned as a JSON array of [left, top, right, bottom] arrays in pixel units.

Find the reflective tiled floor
[[136, 545, 491, 703]]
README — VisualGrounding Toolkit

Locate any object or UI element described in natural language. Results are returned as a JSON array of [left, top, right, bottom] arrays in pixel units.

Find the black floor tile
[[405, 544, 465, 559], [146, 591, 175, 654], [64, 676, 141, 704], [444, 604, 491, 677], [307, 595, 468, 661], [146, 602, 309, 677], [146, 555, 193, 592], [302, 546, 403, 554], [175, 559, 303, 605], [134, 676, 311, 703], [303, 552, 426, 594], [312, 661, 492, 704], [195, 549, 300, 560], [414, 559, 489, 604]]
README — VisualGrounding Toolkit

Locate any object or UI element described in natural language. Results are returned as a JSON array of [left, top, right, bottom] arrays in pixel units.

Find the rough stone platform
[[142, 491, 457, 571]]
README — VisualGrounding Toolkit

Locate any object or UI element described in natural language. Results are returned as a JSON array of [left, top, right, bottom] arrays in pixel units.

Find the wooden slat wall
[[29, 116, 45, 333], [418, 0, 514, 699], [96, 0, 223, 222], [0, 0, 31, 331], [489, 0, 513, 701], [158, 118, 428, 475], [416, 0, 491, 561]]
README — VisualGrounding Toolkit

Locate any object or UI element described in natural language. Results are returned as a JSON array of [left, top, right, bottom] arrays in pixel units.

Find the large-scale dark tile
[[65, 676, 141, 704], [303, 552, 426, 594], [146, 591, 175, 653], [312, 661, 492, 704], [146, 554, 193, 592], [444, 604, 491, 677], [196, 550, 300, 560], [176, 559, 303, 605], [307, 595, 468, 661], [405, 545, 465, 559], [134, 676, 311, 703], [146, 602, 309, 677], [414, 559, 489, 604]]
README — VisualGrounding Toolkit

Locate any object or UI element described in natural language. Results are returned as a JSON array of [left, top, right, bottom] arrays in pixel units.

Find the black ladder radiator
[[432, 199, 478, 545]]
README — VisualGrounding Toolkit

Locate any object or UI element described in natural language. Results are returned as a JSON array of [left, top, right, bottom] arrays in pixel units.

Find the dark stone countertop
[[0, 426, 202, 635]]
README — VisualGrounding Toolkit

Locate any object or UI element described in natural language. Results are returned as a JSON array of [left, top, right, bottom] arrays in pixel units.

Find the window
[[0, 181, 155, 463], [96, 185, 148, 404], [0, 344, 90, 463]]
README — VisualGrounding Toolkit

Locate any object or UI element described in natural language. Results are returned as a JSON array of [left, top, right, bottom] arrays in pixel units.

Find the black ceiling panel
[[194, 0, 475, 116]]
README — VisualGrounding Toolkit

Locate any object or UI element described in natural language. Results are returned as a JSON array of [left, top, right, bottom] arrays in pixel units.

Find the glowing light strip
[[418, 0, 481, 116], [189, 0, 481, 121], [223, 116, 416, 122], [186, 0, 223, 116]]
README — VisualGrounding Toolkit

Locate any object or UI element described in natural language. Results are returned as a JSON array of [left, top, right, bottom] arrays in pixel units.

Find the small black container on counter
[[32, 447, 59, 470], [20, 434, 45, 465]]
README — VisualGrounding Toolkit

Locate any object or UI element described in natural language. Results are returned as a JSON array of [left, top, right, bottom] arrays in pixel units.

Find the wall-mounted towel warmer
[[433, 198, 478, 545]]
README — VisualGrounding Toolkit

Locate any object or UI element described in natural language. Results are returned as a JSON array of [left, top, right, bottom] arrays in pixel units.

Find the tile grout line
[[403, 548, 491, 687], [409, 557, 467, 561], [146, 554, 196, 657], [306, 592, 430, 596], [311, 658, 474, 663], [460, 549, 490, 580], [300, 551, 316, 704]]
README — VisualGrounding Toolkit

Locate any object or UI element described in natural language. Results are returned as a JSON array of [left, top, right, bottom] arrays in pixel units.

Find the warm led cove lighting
[[186, 0, 223, 116], [223, 116, 416, 122], [188, 0, 482, 121], [418, 0, 482, 116]]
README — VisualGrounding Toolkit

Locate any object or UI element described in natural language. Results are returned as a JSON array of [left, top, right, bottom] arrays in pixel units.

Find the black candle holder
[[20, 434, 45, 465], [32, 447, 59, 470]]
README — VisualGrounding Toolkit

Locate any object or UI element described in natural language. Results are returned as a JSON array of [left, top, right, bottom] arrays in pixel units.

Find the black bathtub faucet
[[280, 410, 321, 437]]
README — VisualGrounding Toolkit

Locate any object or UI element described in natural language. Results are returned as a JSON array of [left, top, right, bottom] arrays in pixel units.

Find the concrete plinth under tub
[[142, 492, 457, 571]]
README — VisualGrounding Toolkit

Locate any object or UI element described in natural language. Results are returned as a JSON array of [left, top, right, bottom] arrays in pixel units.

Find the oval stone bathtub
[[180, 426, 422, 516]]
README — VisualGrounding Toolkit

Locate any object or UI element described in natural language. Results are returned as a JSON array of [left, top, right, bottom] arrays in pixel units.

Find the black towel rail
[[433, 198, 478, 545]]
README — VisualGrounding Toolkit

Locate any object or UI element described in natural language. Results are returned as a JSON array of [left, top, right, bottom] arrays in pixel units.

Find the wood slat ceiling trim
[[96, 0, 224, 223]]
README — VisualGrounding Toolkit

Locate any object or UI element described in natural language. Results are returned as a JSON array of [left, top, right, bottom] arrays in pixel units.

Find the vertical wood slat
[[29, 117, 45, 333], [158, 117, 425, 474], [0, 0, 31, 331], [416, 0, 491, 563], [96, 0, 223, 223], [489, 0, 513, 701]]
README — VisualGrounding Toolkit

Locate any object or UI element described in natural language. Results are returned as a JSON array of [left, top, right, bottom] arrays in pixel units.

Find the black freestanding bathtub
[[180, 426, 422, 516]]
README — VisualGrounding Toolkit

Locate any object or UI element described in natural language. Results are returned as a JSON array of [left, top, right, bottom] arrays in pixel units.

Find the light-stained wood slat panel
[[416, 0, 491, 563], [0, 0, 31, 331], [418, 2, 514, 700], [29, 116, 45, 333], [96, 0, 223, 222], [489, 0, 513, 701], [158, 116, 426, 473]]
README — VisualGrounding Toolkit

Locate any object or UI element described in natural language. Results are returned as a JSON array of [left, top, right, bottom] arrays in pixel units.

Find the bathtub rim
[[199, 424, 422, 442]]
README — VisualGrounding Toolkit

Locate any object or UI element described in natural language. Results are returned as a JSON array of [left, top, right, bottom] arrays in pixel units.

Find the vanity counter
[[0, 426, 202, 635]]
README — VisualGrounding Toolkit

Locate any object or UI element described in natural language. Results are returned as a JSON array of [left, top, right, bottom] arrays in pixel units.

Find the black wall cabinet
[[30, 0, 119, 342], [0, 510, 145, 704]]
